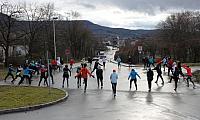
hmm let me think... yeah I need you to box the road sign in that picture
[138,46,142,52]
[65,48,70,55]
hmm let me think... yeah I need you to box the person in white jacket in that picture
[110,69,118,97]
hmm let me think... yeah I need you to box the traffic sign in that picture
[65,48,70,55]
[138,46,143,52]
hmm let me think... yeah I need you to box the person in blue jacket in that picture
[18,66,33,86]
[128,69,141,90]
[110,69,118,97]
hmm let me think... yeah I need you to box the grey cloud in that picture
[113,0,200,14]
[113,10,122,14]
[79,3,96,9]
[80,0,200,15]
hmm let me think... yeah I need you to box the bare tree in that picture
[20,3,53,58]
[157,11,200,62]
[0,2,23,66]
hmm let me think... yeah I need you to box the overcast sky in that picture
[1,0,200,29]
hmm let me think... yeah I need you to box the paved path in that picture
[1,49,200,120]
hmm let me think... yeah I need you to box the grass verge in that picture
[0,86,66,110]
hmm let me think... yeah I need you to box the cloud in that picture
[72,0,200,15]
[79,3,96,9]
[1,0,199,29]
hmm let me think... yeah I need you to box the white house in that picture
[0,45,28,62]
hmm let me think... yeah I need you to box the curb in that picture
[0,89,69,115]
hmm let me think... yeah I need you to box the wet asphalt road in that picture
[1,49,200,120]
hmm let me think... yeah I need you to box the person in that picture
[81,58,86,68]
[62,65,71,88]
[4,64,15,82]
[38,65,48,86]
[76,66,82,88]
[60,58,64,71]
[87,57,93,69]
[110,69,118,97]
[143,57,148,69]
[172,61,177,73]
[182,65,195,89]
[56,59,62,72]
[177,61,184,80]
[35,62,41,75]
[49,64,54,84]
[173,67,180,91]
[102,57,106,68]
[11,65,23,83]
[29,64,34,81]
[147,68,154,92]
[51,59,57,71]
[60,58,64,65]
[162,56,168,72]
[116,56,121,68]
[96,66,103,89]
[128,56,132,67]
[148,56,155,68]
[91,59,103,73]
[18,66,33,86]
[76,63,94,93]
[153,63,164,85]
[69,58,75,70]
[167,57,173,76]
[168,61,177,83]
[29,61,39,75]
[128,69,141,90]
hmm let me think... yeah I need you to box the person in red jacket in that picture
[51,59,57,71]
[76,63,94,93]
[69,58,75,70]
[182,64,195,89]
[167,57,173,76]
[38,65,48,86]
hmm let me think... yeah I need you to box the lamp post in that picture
[53,17,58,60]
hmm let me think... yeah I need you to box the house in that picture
[0,45,28,63]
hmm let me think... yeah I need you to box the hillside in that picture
[0,13,156,39]
[83,20,157,39]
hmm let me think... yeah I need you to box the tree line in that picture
[116,11,200,63]
[0,2,98,66]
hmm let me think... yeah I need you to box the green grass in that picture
[0,86,66,110]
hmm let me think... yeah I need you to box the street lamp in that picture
[53,17,58,60]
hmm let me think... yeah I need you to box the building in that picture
[0,45,28,63]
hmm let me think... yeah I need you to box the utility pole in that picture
[53,17,58,60]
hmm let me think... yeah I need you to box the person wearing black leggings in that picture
[96,66,103,89]
[153,63,164,85]
[62,65,71,88]
[38,65,48,86]
[147,68,154,92]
